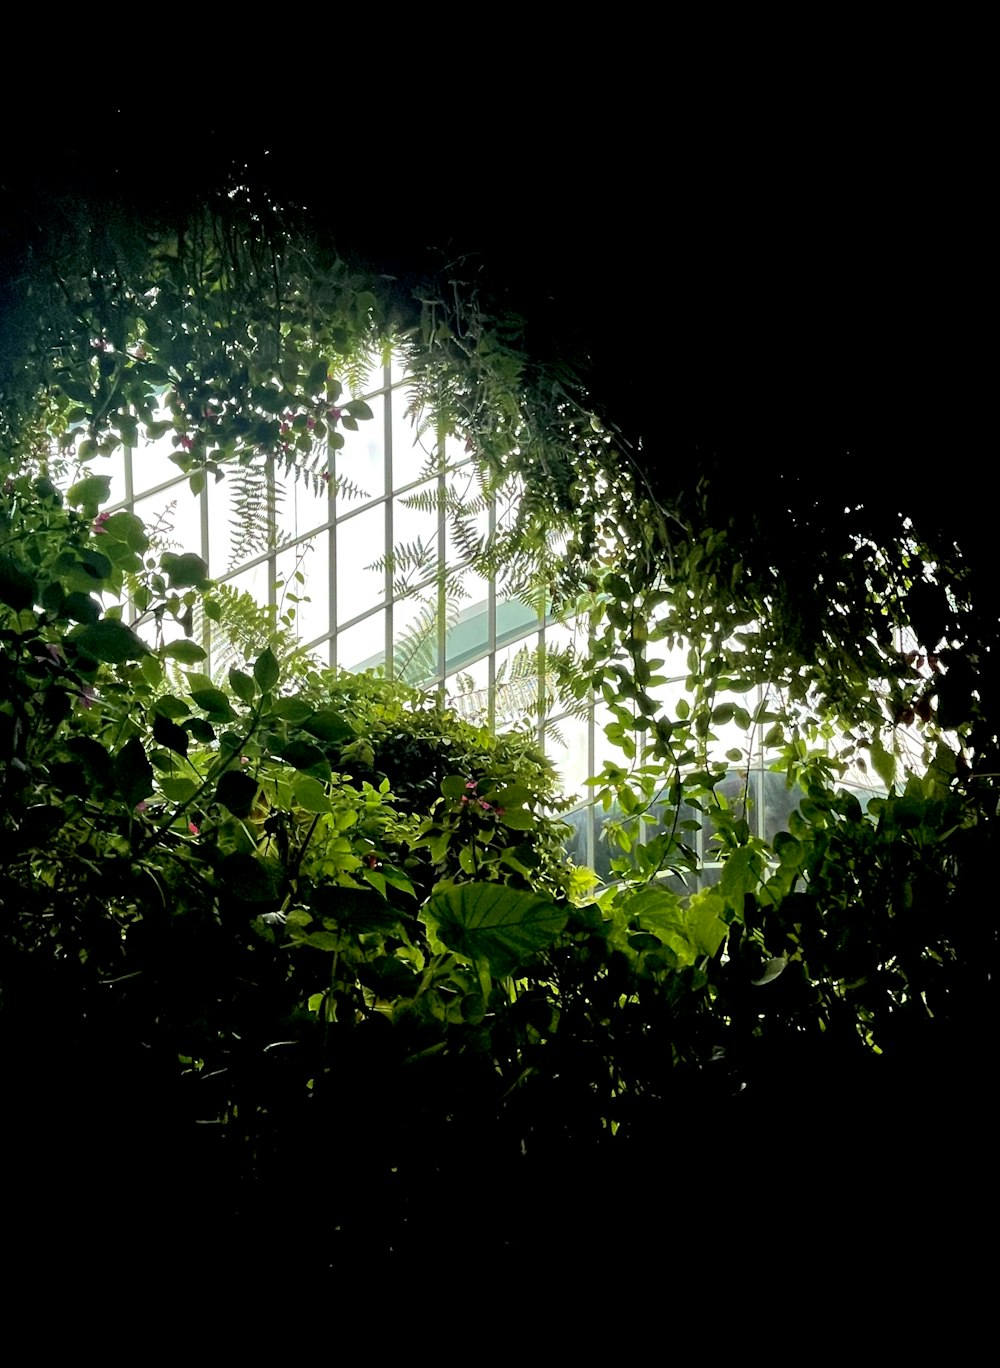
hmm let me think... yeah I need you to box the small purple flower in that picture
[93,511,110,534]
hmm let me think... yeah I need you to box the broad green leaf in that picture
[302,931,343,951]
[294,774,331,813]
[498,807,534,830]
[718,846,759,899]
[184,717,215,743]
[870,737,897,790]
[161,639,207,664]
[114,736,153,808]
[303,710,354,743]
[158,775,198,803]
[254,647,280,692]
[422,883,567,976]
[279,740,329,777]
[773,832,803,867]
[160,551,209,588]
[215,770,258,817]
[66,475,112,511]
[152,712,189,757]
[269,698,313,723]
[99,511,149,552]
[687,890,729,957]
[229,669,256,704]
[63,592,101,625]
[190,686,236,722]
[75,618,148,663]
[0,554,37,610]
[154,695,191,719]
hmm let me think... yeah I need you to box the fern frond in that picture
[227,464,275,565]
[368,537,436,581]
[197,582,315,683]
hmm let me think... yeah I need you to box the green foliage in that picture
[1,182,993,1264]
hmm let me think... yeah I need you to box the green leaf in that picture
[254,647,280,692]
[293,775,331,813]
[75,619,148,663]
[0,554,38,610]
[114,736,153,808]
[624,886,697,966]
[189,686,236,722]
[153,695,191,719]
[215,770,258,817]
[751,956,787,987]
[718,846,759,900]
[66,475,112,512]
[184,717,216,743]
[422,883,567,976]
[152,712,189,757]
[158,776,198,803]
[870,737,897,790]
[160,551,209,589]
[99,511,149,552]
[498,807,535,830]
[303,710,354,743]
[229,669,256,704]
[687,890,729,957]
[161,639,208,664]
[269,698,313,723]
[279,740,329,777]
[63,592,101,625]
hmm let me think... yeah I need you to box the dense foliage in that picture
[2,182,993,1278]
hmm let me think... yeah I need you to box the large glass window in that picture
[92,350,885,889]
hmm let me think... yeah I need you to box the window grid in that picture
[105,355,880,888]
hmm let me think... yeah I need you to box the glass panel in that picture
[336,418,383,505]
[544,709,591,799]
[337,614,386,673]
[392,480,439,560]
[134,490,199,559]
[444,583,491,672]
[392,402,436,486]
[392,588,441,685]
[444,655,492,726]
[337,506,385,625]
[276,541,329,647]
[132,431,188,497]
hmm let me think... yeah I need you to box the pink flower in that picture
[179,435,193,450]
[188,821,199,835]
[92,510,110,534]
[136,800,148,812]
[328,407,342,421]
